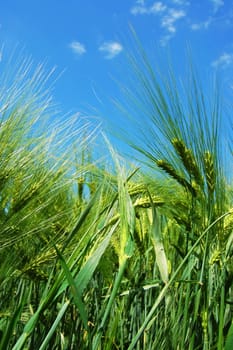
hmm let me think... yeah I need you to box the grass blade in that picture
[38,300,70,350]
[54,245,88,329]
[225,319,233,350]
[127,210,232,350]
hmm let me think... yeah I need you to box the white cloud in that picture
[210,0,224,13]
[190,17,212,30]
[131,2,186,34]
[161,9,186,33]
[69,41,86,56]
[151,2,167,13]
[171,0,189,4]
[160,34,173,46]
[131,1,167,15]
[99,41,123,59]
[131,5,148,15]
[130,1,187,45]
[212,52,233,68]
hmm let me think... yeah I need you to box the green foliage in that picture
[0,47,232,350]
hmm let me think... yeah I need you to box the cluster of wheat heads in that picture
[0,49,232,350]
[117,40,233,349]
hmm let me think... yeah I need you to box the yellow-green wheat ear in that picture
[172,138,204,188]
[156,159,197,196]
[203,151,215,194]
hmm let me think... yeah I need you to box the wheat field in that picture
[0,48,232,350]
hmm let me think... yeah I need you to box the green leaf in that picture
[74,221,118,295]
[0,304,24,350]
[54,245,88,329]
[225,320,233,350]
[38,300,70,350]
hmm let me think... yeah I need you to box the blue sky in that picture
[0,0,233,145]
